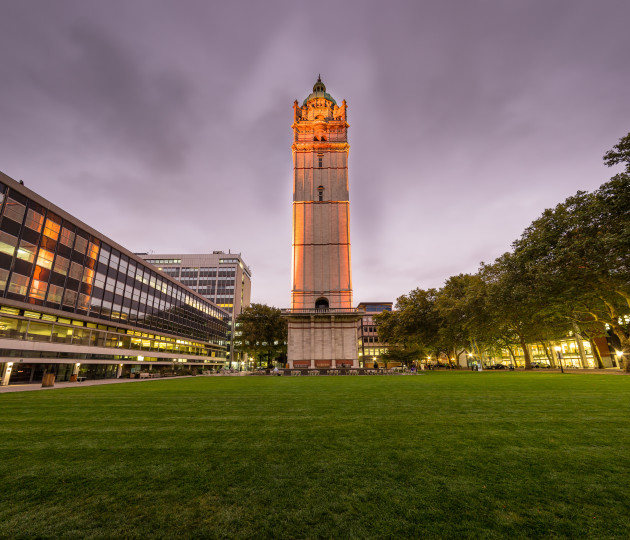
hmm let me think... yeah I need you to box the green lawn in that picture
[1,373,629,539]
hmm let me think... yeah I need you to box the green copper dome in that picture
[302,75,337,106]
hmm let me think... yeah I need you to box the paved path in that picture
[0,376,194,394]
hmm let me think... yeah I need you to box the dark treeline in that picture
[376,133,630,372]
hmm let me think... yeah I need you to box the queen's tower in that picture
[284,77,362,369]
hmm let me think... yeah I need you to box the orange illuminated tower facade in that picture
[284,77,362,369]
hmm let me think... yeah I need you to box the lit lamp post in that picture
[554,345,564,374]
[615,350,624,370]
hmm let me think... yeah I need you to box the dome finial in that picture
[313,75,326,93]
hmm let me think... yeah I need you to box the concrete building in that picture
[0,171,230,386]
[283,77,363,368]
[357,302,392,368]
[137,252,251,367]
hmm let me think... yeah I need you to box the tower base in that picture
[282,309,363,369]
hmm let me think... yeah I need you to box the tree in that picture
[480,252,571,370]
[235,304,287,368]
[603,132,630,172]
[434,273,486,366]
[510,133,630,370]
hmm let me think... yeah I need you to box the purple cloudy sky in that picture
[1,1,629,307]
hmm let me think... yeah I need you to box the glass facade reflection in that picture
[0,172,230,383]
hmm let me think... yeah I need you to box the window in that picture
[0,231,18,257]
[24,209,44,232]
[53,256,70,276]
[8,273,30,295]
[47,284,64,304]
[36,248,55,270]
[62,289,78,308]
[74,235,88,255]
[0,268,9,291]
[87,241,99,260]
[317,185,324,202]
[69,262,83,281]
[60,227,75,248]
[318,154,323,168]
[29,279,48,300]
[43,218,61,240]
[16,239,37,263]
[3,198,26,223]
[82,267,95,284]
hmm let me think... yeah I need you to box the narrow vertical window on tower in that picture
[317,186,324,202]
[318,154,323,168]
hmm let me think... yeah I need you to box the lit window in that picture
[0,231,18,257]
[82,267,95,284]
[43,218,61,240]
[87,241,99,260]
[36,248,55,270]
[16,240,37,263]
[29,279,48,300]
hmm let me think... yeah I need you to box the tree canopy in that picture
[234,303,287,367]
[376,132,630,371]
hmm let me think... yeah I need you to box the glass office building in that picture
[0,171,229,385]
[138,252,251,367]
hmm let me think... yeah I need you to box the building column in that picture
[331,316,337,368]
[1,362,14,386]
[575,337,589,368]
[116,364,123,378]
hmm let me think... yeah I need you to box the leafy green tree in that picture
[480,252,571,370]
[603,132,630,172]
[511,156,630,370]
[235,304,287,368]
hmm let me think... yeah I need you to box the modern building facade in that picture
[283,77,363,368]
[0,171,230,385]
[137,252,251,366]
[357,302,392,368]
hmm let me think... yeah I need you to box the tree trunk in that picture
[540,341,555,367]
[520,337,533,370]
[589,339,605,369]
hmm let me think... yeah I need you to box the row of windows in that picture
[0,182,229,345]
[0,312,224,358]
[144,258,181,264]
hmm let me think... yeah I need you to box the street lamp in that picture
[554,345,564,374]
[615,350,624,369]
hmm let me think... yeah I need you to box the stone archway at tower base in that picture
[282,308,364,369]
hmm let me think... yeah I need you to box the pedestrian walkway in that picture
[0,376,195,394]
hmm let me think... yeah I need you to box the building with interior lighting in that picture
[357,302,392,368]
[0,171,229,386]
[137,252,251,367]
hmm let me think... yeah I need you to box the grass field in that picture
[1,372,629,539]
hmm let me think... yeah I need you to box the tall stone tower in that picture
[284,77,362,369]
